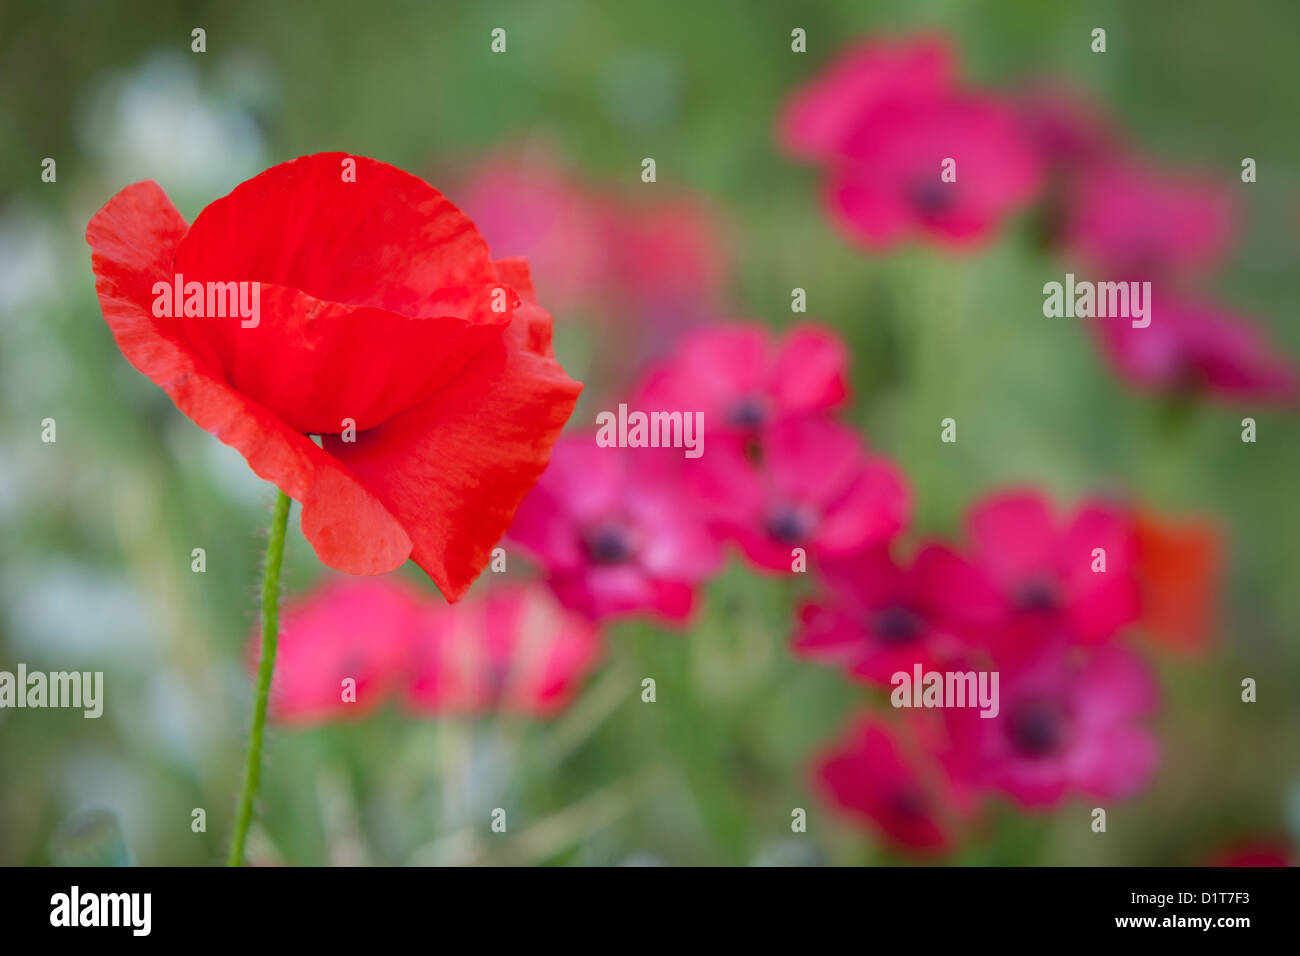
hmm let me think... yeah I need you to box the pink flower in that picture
[603,199,730,330]
[815,716,969,853]
[1093,294,1299,404]
[456,147,729,367]
[792,543,999,685]
[945,646,1160,807]
[255,577,424,725]
[405,583,602,717]
[964,489,1141,663]
[827,95,1044,248]
[507,435,724,623]
[454,150,609,317]
[634,322,849,449]
[692,417,910,573]
[1015,84,1117,175]
[1203,840,1293,867]
[1066,159,1236,277]
[781,34,1041,248]
[779,34,956,161]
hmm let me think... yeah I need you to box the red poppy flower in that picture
[1133,509,1222,654]
[87,153,582,600]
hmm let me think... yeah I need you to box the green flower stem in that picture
[227,489,291,867]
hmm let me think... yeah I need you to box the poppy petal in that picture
[87,180,413,574]
[323,258,582,601]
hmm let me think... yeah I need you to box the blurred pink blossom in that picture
[1066,159,1237,277]
[963,489,1141,664]
[944,645,1160,807]
[827,95,1043,248]
[1015,84,1117,175]
[778,34,956,161]
[792,543,997,685]
[257,577,424,725]
[507,435,724,623]
[780,34,1042,249]
[634,321,849,450]
[1092,294,1299,404]
[815,716,971,853]
[454,152,608,317]
[405,583,602,717]
[690,416,910,573]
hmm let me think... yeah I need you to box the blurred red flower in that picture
[1092,294,1299,404]
[815,716,970,853]
[1204,840,1293,867]
[792,543,998,685]
[87,153,581,601]
[963,489,1141,663]
[406,583,602,717]
[257,577,424,725]
[634,321,849,450]
[507,435,723,623]
[944,645,1160,807]
[1133,509,1223,654]
[691,417,910,573]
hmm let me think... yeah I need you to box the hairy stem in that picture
[227,489,291,866]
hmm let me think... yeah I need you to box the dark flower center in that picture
[765,505,815,544]
[1014,578,1061,612]
[910,178,956,218]
[890,784,930,820]
[726,395,768,430]
[580,522,638,565]
[1008,698,1068,757]
[873,604,923,644]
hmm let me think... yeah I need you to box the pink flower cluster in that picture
[251,577,601,723]
[497,309,1218,854]
[509,321,909,619]
[781,34,1298,405]
[804,489,1174,853]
